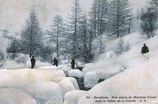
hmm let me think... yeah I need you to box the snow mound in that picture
[64,90,87,104]
[82,52,122,79]
[84,72,98,88]
[77,34,158,104]
[31,81,63,104]
[59,77,79,96]
[78,56,158,104]
[69,69,84,78]
[64,33,158,104]
[0,69,67,103]
[106,51,116,58]
[82,33,145,79]
[0,88,36,104]
[38,66,58,70]
[3,60,24,69]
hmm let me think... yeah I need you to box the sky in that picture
[0,0,148,33]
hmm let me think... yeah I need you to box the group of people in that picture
[30,56,76,69]
[30,44,149,69]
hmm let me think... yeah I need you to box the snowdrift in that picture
[78,55,158,104]
[64,32,158,104]
[0,88,36,104]
[0,67,79,104]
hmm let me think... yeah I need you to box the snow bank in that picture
[68,77,80,90]
[77,34,158,104]
[3,60,25,69]
[38,66,58,70]
[69,69,84,78]
[2,58,52,70]
[0,88,36,104]
[64,90,87,104]
[82,33,146,79]
[64,33,158,104]
[35,82,63,104]
[39,65,72,77]
[78,55,158,104]
[0,68,67,104]
[59,77,79,96]
[83,56,122,79]
[84,72,98,88]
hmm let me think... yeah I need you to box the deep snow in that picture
[64,32,158,104]
[0,66,79,104]
[1,32,158,104]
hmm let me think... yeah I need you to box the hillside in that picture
[64,32,158,104]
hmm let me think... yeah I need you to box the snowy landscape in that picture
[0,0,158,104]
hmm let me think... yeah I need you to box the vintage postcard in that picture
[0,0,157,104]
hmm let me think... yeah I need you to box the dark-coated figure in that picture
[52,58,58,67]
[31,56,36,69]
[141,44,149,54]
[71,59,75,69]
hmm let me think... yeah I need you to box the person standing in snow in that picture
[52,58,58,67]
[31,56,36,69]
[71,59,75,69]
[141,44,149,54]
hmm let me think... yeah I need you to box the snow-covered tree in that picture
[115,37,124,54]
[79,15,93,62]
[47,15,65,57]
[115,37,129,55]
[140,4,158,38]
[66,0,83,59]
[87,25,94,56]
[107,0,132,37]
[90,0,108,36]
[40,46,52,61]
[7,39,21,54]
[89,0,109,54]
[20,9,43,57]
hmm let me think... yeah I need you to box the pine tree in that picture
[88,25,94,59]
[108,0,132,37]
[66,0,83,59]
[7,39,21,54]
[47,15,65,57]
[90,0,97,37]
[89,0,109,54]
[116,37,124,54]
[20,9,43,57]
[90,0,109,37]
[78,15,92,62]
[127,14,133,34]
[140,3,158,38]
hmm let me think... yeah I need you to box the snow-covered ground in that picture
[84,72,98,88]
[69,69,84,78]
[0,66,79,104]
[1,32,158,104]
[0,88,36,104]
[83,33,146,80]
[64,32,158,104]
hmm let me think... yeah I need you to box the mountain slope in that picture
[64,32,158,104]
